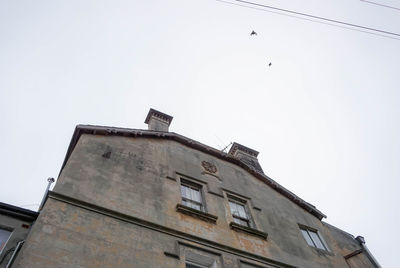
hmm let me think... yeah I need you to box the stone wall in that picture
[15,134,375,267]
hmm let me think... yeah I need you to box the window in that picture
[0,228,12,253]
[180,180,204,211]
[300,227,328,251]
[186,262,208,268]
[228,197,251,227]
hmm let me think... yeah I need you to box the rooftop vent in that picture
[144,108,173,132]
[228,142,264,173]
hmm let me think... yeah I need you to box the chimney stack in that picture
[145,108,173,132]
[228,142,264,173]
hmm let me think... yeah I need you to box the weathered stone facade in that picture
[14,109,379,267]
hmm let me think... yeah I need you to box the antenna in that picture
[221,142,233,153]
[213,134,226,150]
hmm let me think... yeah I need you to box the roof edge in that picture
[0,202,39,222]
[58,124,326,220]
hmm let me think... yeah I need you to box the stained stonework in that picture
[13,121,379,268]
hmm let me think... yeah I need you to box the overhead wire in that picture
[234,0,400,37]
[360,0,400,11]
[215,0,400,40]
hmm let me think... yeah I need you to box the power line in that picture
[216,0,400,40]
[234,0,400,37]
[360,0,400,11]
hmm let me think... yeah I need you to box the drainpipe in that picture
[355,236,381,268]
[5,240,24,268]
[38,177,55,211]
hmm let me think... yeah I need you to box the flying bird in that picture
[250,30,257,36]
[268,62,272,67]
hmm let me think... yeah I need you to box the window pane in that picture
[229,201,238,216]
[233,216,249,227]
[0,229,12,252]
[237,204,247,219]
[184,200,201,211]
[238,218,249,227]
[191,188,201,202]
[187,186,194,200]
[301,229,314,247]
[309,231,326,250]
[233,217,241,224]
[191,203,201,211]
[181,185,188,198]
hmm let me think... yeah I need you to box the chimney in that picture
[228,142,264,173]
[144,108,173,132]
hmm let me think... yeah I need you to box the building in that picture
[13,109,380,267]
[0,202,38,268]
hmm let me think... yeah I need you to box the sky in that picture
[0,0,399,266]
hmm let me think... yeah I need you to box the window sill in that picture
[229,222,268,240]
[310,247,333,256]
[176,204,218,224]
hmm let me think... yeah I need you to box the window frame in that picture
[0,227,13,254]
[185,261,209,268]
[299,225,329,252]
[227,195,253,228]
[180,179,205,212]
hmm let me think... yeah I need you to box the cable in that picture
[233,0,400,37]
[360,0,400,11]
[216,0,400,40]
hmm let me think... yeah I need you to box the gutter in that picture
[0,203,38,222]
[355,236,381,268]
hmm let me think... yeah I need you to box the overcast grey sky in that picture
[1,0,399,266]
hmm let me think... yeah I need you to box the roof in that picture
[59,124,327,220]
[0,202,39,222]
